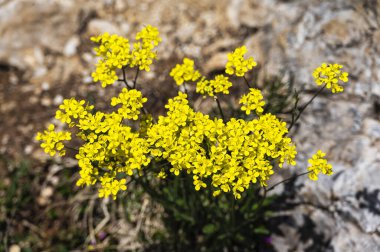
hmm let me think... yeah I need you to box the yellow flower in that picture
[239,88,265,115]
[91,33,131,87]
[99,177,128,200]
[307,150,333,181]
[55,98,93,126]
[135,25,162,47]
[170,58,201,85]
[312,63,349,93]
[225,46,257,77]
[111,88,148,120]
[130,42,157,72]
[130,25,162,71]
[91,25,162,87]
[37,26,308,200]
[147,91,297,196]
[35,124,71,156]
[196,75,232,97]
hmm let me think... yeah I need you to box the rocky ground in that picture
[1,0,380,251]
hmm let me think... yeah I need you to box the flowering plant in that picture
[36,25,349,250]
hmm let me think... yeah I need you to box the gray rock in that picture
[87,19,121,35]
[63,36,81,57]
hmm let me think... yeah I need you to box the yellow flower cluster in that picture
[130,25,161,71]
[196,75,233,97]
[55,98,94,126]
[91,25,162,87]
[307,150,333,181]
[91,33,131,87]
[36,27,345,200]
[225,46,257,77]
[312,63,349,93]
[135,25,162,47]
[37,89,150,199]
[239,88,265,115]
[147,92,297,199]
[99,177,127,200]
[170,58,201,85]
[75,114,151,197]
[35,124,71,156]
[111,88,147,120]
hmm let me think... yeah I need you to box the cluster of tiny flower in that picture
[225,46,257,77]
[91,25,161,87]
[170,57,233,98]
[36,25,349,200]
[111,88,148,120]
[312,63,349,93]
[147,92,297,199]
[35,124,71,156]
[169,58,202,85]
[196,75,233,98]
[38,88,151,199]
[307,150,333,181]
[239,88,266,115]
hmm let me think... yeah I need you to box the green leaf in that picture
[173,211,195,224]
[254,226,270,235]
[202,224,216,234]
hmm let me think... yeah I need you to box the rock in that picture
[226,0,243,29]
[41,96,52,107]
[0,0,79,68]
[239,1,273,28]
[363,118,380,140]
[63,36,80,57]
[175,23,197,43]
[331,223,380,251]
[41,186,54,198]
[204,52,228,74]
[87,19,120,35]
[9,245,21,252]
[41,82,50,91]
[202,38,238,56]
[24,145,33,155]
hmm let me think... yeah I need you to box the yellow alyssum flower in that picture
[196,75,232,97]
[170,58,201,85]
[307,150,333,181]
[55,98,94,126]
[312,63,349,93]
[111,88,148,120]
[130,25,162,71]
[135,25,162,47]
[98,177,127,200]
[130,42,157,72]
[35,124,71,156]
[147,92,297,199]
[91,33,132,87]
[74,114,151,198]
[225,46,257,77]
[239,88,265,115]
[37,26,308,200]
[91,25,162,87]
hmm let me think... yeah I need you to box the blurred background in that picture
[0,0,379,251]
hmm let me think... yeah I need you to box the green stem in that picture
[215,97,225,122]
[266,171,312,193]
[133,68,140,89]
[65,146,79,152]
[233,170,312,233]
[120,67,132,89]
[288,84,327,132]
[243,75,252,89]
